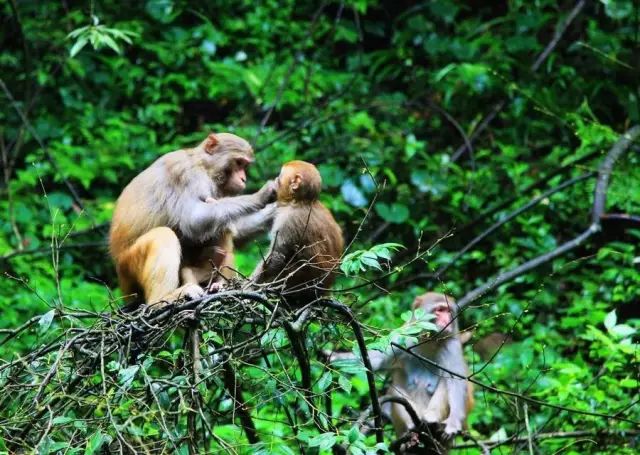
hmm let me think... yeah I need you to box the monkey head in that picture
[413,292,458,335]
[276,160,322,203]
[199,133,255,195]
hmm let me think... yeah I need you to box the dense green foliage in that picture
[1,0,639,453]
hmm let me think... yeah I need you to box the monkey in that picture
[328,292,473,453]
[460,331,513,361]
[180,195,276,292]
[109,132,276,306]
[250,160,344,304]
[179,196,233,291]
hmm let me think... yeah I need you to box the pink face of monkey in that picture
[413,293,457,334]
[200,133,256,196]
[432,302,454,333]
[223,155,252,194]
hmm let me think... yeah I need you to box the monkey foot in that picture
[154,284,204,305]
[207,282,223,293]
[443,417,463,439]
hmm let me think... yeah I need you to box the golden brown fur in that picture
[251,161,344,303]
[109,133,275,306]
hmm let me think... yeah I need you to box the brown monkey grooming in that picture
[109,133,276,306]
[330,292,473,453]
[250,160,344,303]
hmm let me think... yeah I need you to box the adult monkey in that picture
[109,133,276,306]
[329,292,473,453]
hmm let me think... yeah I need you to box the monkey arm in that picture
[232,203,277,244]
[367,350,392,371]
[181,184,274,240]
[250,249,288,283]
[327,348,392,371]
[439,338,468,435]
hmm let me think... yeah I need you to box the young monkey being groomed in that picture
[250,160,344,305]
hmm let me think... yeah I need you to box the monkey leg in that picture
[181,243,230,293]
[388,393,417,437]
[119,227,203,306]
[217,232,236,280]
[422,380,449,423]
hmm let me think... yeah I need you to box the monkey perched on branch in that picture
[330,292,473,454]
[109,133,276,306]
[251,160,344,304]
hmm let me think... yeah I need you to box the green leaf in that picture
[100,34,122,54]
[118,365,140,389]
[70,36,89,57]
[360,254,382,270]
[317,372,332,392]
[375,203,409,223]
[338,374,352,393]
[604,310,617,330]
[611,324,635,338]
[619,377,638,389]
[38,310,55,334]
[308,432,337,450]
[52,416,74,425]
[84,432,112,455]
[348,426,361,444]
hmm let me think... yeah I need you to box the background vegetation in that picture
[1,0,639,453]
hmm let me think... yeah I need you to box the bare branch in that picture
[457,126,640,310]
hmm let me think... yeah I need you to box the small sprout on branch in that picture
[67,16,138,57]
[340,242,404,275]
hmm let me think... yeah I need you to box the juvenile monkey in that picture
[109,133,276,306]
[329,293,473,452]
[250,160,344,304]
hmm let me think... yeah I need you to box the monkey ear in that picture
[412,296,424,309]
[459,330,473,345]
[204,134,219,154]
[290,174,302,191]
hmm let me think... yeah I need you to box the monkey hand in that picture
[257,179,277,204]
[207,281,223,293]
[442,416,463,439]
[212,246,227,266]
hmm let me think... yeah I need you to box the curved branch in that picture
[223,360,260,444]
[457,126,640,310]
[391,342,639,425]
[592,126,640,222]
[379,395,421,429]
[283,319,326,432]
[436,172,595,278]
[319,299,384,444]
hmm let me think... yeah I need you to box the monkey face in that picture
[275,167,294,201]
[201,132,255,196]
[433,303,454,333]
[223,155,252,194]
[413,293,457,335]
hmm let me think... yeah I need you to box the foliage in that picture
[1,0,639,453]
[341,242,404,275]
